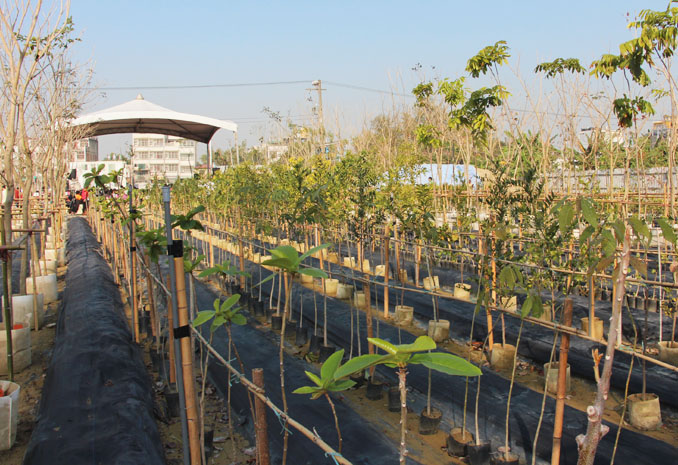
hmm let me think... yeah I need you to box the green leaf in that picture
[254,274,276,287]
[629,216,651,245]
[581,198,598,226]
[305,371,323,387]
[192,310,215,327]
[333,354,384,380]
[520,295,534,319]
[262,257,293,269]
[367,337,399,355]
[658,217,677,245]
[299,243,332,262]
[498,265,516,288]
[612,220,626,243]
[328,379,356,391]
[321,349,344,381]
[629,256,648,278]
[231,313,247,325]
[221,294,241,311]
[299,267,328,279]
[271,245,298,262]
[579,225,595,245]
[418,352,482,377]
[293,386,319,395]
[594,256,615,274]
[395,335,437,353]
[558,204,575,234]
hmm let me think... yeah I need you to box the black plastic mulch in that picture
[23,217,164,465]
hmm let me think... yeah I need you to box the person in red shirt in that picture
[81,188,89,212]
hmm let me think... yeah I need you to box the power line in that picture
[324,80,414,98]
[92,80,309,91]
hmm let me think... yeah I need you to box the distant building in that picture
[650,117,676,143]
[70,137,99,162]
[131,133,197,187]
[258,143,288,163]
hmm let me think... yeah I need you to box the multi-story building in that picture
[131,133,197,187]
[70,137,99,162]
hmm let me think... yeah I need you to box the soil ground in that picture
[0,265,64,465]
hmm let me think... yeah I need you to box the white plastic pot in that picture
[31,259,57,275]
[395,305,414,325]
[454,283,472,300]
[428,319,450,342]
[423,276,440,291]
[324,278,339,296]
[374,265,386,277]
[354,291,366,308]
[0,325,31,375]
[10,294,45,329]
[0,380,20,451]
[343,257,356,268]
[336,284,353,300]
[44,248,66,267]
[26,273,58,304]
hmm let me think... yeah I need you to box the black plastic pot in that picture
[468,441,491,465]
[309,334,324,353]
[140,312,151,336]
[350,373,365,389]
[165,387,180,418]
[318,345,336,363]
[149,351,162,372]
[365,380,384,400]
[419,407,442,435]
[204,429,214,460]
[388,386,400,412]
[254,299,265,316]
[447,427,473,457]
[601,289,610,301]
[295,326,309,346]
[271,315,283,330]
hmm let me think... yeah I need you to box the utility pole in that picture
[308,80,326,154]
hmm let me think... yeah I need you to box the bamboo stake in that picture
[252,368,271,465]
[552,298,573,465]
[174,256,201,465]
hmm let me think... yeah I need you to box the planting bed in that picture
[22,217,164,465]
[178,229,678,465]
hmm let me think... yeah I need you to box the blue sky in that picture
[70,0,668,157]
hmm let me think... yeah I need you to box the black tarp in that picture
[23,217,164,465]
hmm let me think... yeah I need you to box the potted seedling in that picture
[259,243,330,465]
[334,335,481,465]
[293,348,376,453]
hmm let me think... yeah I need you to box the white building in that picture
[131,133,197,187]
[70,137,99,162]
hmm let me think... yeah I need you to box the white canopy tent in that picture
[69,94,238,171]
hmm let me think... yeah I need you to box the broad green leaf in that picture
[612,220,626,243]
[305,371,322,387]
[293,386,318,395]
[629,256,648,278]
[581,198,598,227]
[231,313,247,326]
[594,256,615,274]
[262,257,293,269]
[579,225,595,245]
[394,335,437,353]
[299,268,328,279]
[367,337,398,355]
[211,315,226,332]
[418,352,482,377]
[558,204,575,234]
[221,294,241,311]
[321,349,344,381]
[199,266,220,278]
[299,243,332,262]
[333,354,384,380]
[520,295,534,319]
[498,265,516,288]
[328,379,356,391]
[658,218,677,245]
[192,310,215,327]
[629,216,651,245]
[271,245,298,261]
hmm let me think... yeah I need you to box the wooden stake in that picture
[552,298,573,465]
[252,368,271,465]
